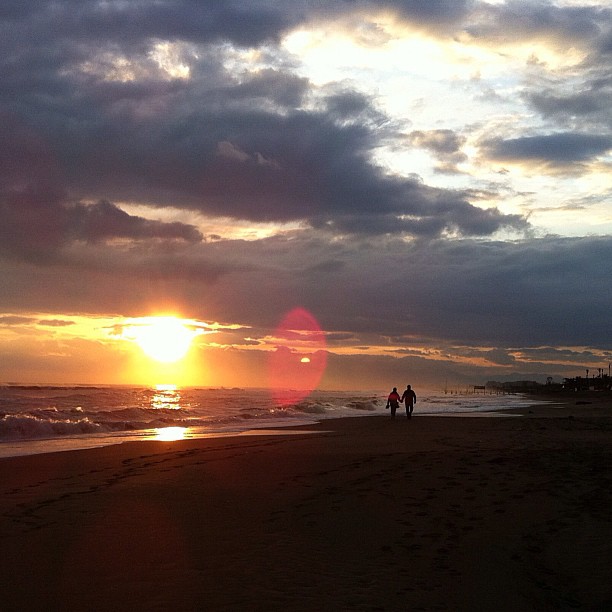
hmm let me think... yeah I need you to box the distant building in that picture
[486,380,542,393]
[563,373,611,391]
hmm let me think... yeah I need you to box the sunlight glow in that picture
[118,203,306,241]
[149,41,191,80]
[154,426,187,441]
[77,53,142,82]
[123,317,203,363]
[74,40,192,83]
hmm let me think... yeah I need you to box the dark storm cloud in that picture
[2,96,524,245]
[0,224,610,366]
[0,0,530,255]
[0,1,291,48]
[206,233,611,350]
[526,90,609,125]
[323,87,383,123]
[523,33,612,131]
[231,69,310,108]
[312,194,526,237]
[390,235,612,348]
[0,108,203,261]
[0,192,203,263]
[0,0,473,60]
[483,133,612,165]
[325,0,473,28]
[482,349,516,366]
[387,0,472,22]
[68,200,203,243]
[0,180,203,263]
[519,347,611,364]
[466,1,611,45]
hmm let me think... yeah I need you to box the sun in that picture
[124,316,201,363]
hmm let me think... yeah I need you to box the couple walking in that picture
[386,385,416,419]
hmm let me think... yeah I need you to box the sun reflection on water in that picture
[150,385,189,441]
[154,426,188,441]
[151,384,181,410]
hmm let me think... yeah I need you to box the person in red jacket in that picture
[386,387,401,419]
[401,384,417,419]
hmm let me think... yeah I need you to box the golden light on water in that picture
[156,383,177,391]
[151,383,181,410]
[150,386,188,440]
[154,426,187,441]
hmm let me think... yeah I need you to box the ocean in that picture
[0,385,538,458]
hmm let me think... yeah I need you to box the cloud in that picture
[518,346,612,365]
[0,189,203,263]
[523,53,612,133]
[0,2,293,50]
[37,319,76,327]
[1,231,610,352]
[407,129,467,174]
[0,107,204,262]
[462,2,612,139]
[464,1,611,47]
[0,315,35,326]
[525,90,610,127]
[230,68,310,108]
[144,72,526,239]
[481,132,612,172]
[386,0,472,23]
[0,2,528,246]
[1,0,611,386]
[68,200,203,243]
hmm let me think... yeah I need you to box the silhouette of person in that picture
[401,384,417,418]
[386,387,401,419]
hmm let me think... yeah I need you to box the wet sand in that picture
[1,394,611,611]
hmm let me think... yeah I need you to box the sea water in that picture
[0,385,537,458]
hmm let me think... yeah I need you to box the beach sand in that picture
[1,395,611,611]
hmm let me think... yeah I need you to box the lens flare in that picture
[267,307,327,406]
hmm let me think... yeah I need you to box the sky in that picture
[1,0,611,391]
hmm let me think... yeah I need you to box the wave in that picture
[0,413,106,440]
[0,413,202,441]
[292,402,329,414]
[0,387,537,449]
[0,384,111,391]
[345,400,379,411]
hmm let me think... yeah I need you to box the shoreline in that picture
[0,391,552,460]
[1,396,611,610]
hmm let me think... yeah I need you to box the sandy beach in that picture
[1,394,611,611]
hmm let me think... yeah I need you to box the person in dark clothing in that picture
[401,384,417,418]
[386,387,401,419]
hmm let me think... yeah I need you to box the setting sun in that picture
[123,316,202,363]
